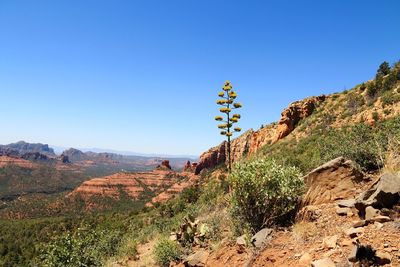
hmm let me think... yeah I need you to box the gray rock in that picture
[370,215,391,223]
[344,227,364,238]
[236,235,246,246]
[336,207,351,216]
[184,250,209,267]
[311,258,336,267]
[336,199,356,208]
[323,235,338,249]
[375,250,391,265]
[365,206,380,220]
[251,228,273,249]
[353,220,368,228]
[355,173,400,215]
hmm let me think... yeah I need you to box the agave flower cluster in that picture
[215,80,242,137]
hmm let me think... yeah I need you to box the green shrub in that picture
[229,159,303,233]
[153,238,182,267]
[39,226,122,267]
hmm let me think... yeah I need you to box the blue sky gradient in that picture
[1,0,399,155]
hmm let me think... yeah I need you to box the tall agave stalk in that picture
[215,80,242,172]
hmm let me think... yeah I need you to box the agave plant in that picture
[215,80,242,171]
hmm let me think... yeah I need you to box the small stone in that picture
[353,220,368,228]
[185,250,209,267]
[374,221,384,229]
[348,245,358,262]
[311,258,336,267]
[323,235,338,249]
[236,235,246,246]
[336,199,356,208]
[336,207,351,216]
[375,251,391,265]
[344,227,364,238]
[365,206,380,220]
[299,252,312,266]
[341,239,354,247]
[251,228,273,249]
[384,243,389,248]
[370,215,391,223]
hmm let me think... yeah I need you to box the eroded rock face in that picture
[195,142,227,174]
[274,95,326,142]
[302,157,367,206]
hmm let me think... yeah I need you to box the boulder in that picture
[302,157,366,206]
[355,173,400,215]
[184,250,209,267]
[251,228,273,249]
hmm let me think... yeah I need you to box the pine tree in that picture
[215,80,242,171]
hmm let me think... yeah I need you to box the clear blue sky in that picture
[1,1,399,156]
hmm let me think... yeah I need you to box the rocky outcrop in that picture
[195,96,325,174]
[156,160,172,170]
[195,142,227,174]
[61,148,87,162]
[20,152,51,161]
[355,173,400,216]
[302,157,368,206]
[0,141,56,157]
[274,95,326,141]
[184,161,198,172]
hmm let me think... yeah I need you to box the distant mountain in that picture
[52,145,198,159]
[0,141,55,157]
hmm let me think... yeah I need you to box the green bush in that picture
[39,226,122,267]
[229,159,303,233]
[153,238,182,267]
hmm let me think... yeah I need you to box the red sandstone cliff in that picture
[195,95,326,174]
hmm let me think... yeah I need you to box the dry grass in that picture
[291,221,319,243]
[381,137,400,175]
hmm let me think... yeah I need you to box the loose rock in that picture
[251,228,273,249]
[299,252,312,266]
[311,258,336,267]
[375,250,392,265]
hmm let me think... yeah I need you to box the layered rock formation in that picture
[0,156,36,168]
[195,96,326,174]
[70,169,190,200]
